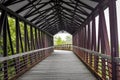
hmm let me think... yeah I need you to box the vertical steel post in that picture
[3,10,8,80]
[35,28,38,60]
[24,23,27,52]
[30,26,33,63]
[99,7,111,79]
[0,10,5,35]
[24,22,27,66]
[37,29,40,57]
[38,30,41,49]
[27,26,30,51]
[88,22,92,66]
[87,23,90,65]
[109,0,119,80]
[84,27,87,62]
[16,17,20,73]
[99,10,106,79]
[92,17,97,71]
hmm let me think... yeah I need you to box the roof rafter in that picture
[34,11,57,25]
[3,0,26,6]
[40,19,59,30]
[15,0,37,13]
[61,5,86,20]
[30,5,56,22]
[38,16,58,28]
[24,0,52,18]
[61,0,89,16]
[74,0,94,10]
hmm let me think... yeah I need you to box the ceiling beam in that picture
[38,17,58,28]
[24,0,52,18]
[61,5,86,20]
[30,5,56,22]
[3,0,26,6]
[74,0,94,10]
[15,0,37,13]
[34,11,57,25]
[61,0,89,16]
[40,19,59,30]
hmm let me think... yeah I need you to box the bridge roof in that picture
[0,0,102,35]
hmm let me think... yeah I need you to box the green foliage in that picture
[65,36,72,44]
[54,36,65,45]
[19,21,24,52]
[8,16,16,55]
[0,34,3,56]
[0,16,16,56]
[54,35,72,45]
[0,16,26,56]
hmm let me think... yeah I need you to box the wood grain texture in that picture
[17,50,97,80]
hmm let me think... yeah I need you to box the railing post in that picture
[30,26,33,64]
[92,17,97,72]
[109,0,119,80]
[3,10,8,80]
[87,22,90,64]
[24,22,27,67]
[15,17,20,73]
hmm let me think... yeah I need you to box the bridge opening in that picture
[54,30,72,45]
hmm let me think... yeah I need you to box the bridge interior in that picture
[17,50,97,80]
[0,0,120,80]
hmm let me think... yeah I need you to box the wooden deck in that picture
[17,50,97,80]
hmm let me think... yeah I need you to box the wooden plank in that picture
[17,50,97,80]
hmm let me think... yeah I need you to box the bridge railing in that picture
[1,44,120,80]
[0,47,54,80]
[73,46,120,80]
[54,44,72,50]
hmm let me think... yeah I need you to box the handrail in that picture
[73,46,111,60]
[54,44,120,63]
[0,44,120,80]
[73,45,120,80]
[54,44,72,50]
[0,46,54,80]
[73,46,120,63]
[0,46,54,62]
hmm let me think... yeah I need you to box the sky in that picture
[117,0,120,42]
[54,31,72,40]
[54,0,120,43]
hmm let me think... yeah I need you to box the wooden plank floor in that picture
[17,50,97,80]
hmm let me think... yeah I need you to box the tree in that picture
[65,36,72,44]
[54,35,72,45]
[54,36,66,45]
[0,16,25,56]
